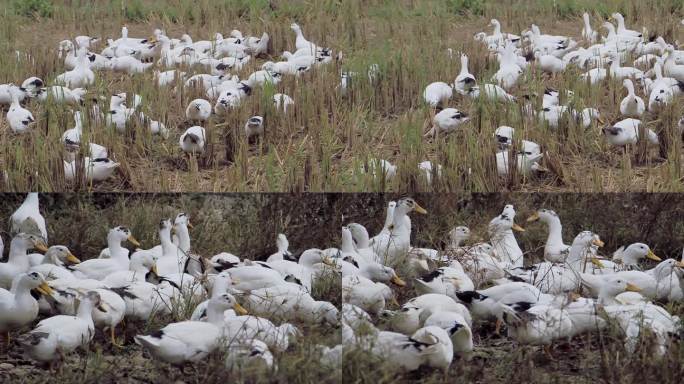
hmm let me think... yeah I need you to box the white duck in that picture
[28,246,80,281]
[453,53,477,95]
[134,294,235,365]
[488,208,525,268]
[422,82,453,107]
[71,227,139,280]
[179,126,206,154]
[619,79,645,117]
[1,272,53,338]
[0,233,48,289]
[55,48,94,88]
[425,108,470,138]
[526,209,569,263]
[19,291,104,363]
[369,326,453,372]
[185,98,212,122]
[602,118,658,147]
[370,198,427,263]
[11,193,47,240]
[6,87,35,133]
[581,13,598,43]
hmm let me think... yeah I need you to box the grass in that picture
[0,0,683,192]
[0,193,341,383]
[1,193,684,382]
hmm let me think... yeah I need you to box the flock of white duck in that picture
[0,23,336,183]
[365,12,684,180]
[1,193,341,370]
[341,199,684,373]
[1,194,684,373]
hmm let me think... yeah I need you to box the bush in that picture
[13,0,53,18]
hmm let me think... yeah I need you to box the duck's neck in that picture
[354,228,370,248]
[159,227,174,255]
[460,55,469,76]
[76,300,95,321]
[625,82,635,97]
[107,234,126,261]
[654,62,663,79]
[41,251,61,266]
[206,302,226,325]
[174,224,190,253]
[492,23,501,36]
[341,230,356,253]
[544,218,564,247]
[650,261,672,280]
[14,280,36,306]
[597,291,618,306]
[566,244,591,269]
[621,251,641,266]
[583,14,592,32]
[8,239,31,269]
[382,205,395,230]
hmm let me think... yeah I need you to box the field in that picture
[2,193,683,382]
[1,0,684,192]
[0,194,342,383]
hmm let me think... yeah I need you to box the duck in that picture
[185,99,212,122]
[602,118,659,147]
[581,12,598,43]
[493,43,523,89]
[404,293,472,328]
[134,294,235,365]
[55,48,94,88]
[370,198,427,263]
[342,275,395,316]
[62,111,85,149]
[423,311,473,357]
[470,83,516,102]
[1,272,53,339]
[273,93,294,112]
[414,267,474,300]
[71,227,139,280]
[368,326,453,372]
[526,209,570,263]
[37,86,87,106]
[534,50,566,74]
[102,250,158,287]
[453,53,477,95]
[256,248,333,292]
[592,243,661,273]
[607,52,644,81]
[502,302,573,348]
[423,82,453,107]
[487,208,525,268]
[224,339,274,371]
[0,233,48,289]
[154,219,188,276]
[109,281,176,321]
[11,193,47,241]
[581,258,684,300]
[222,315,298,354]
[90,288,126,346]
[179,126,206,154]
[6,87,35,133]
[242,284,339,325]
[347,223,382,264]
[509,231,605,294]
[611,13,643,40]
[425,108,469,138]
[109,56,153,74]
[189,280,247,322]
[64,157,120,183]
[244,115,264,141]
[215,265,287,291]
[496,144,544,177]
[265,234,295,262]
[19,291,104,363]
[28,246,80,281]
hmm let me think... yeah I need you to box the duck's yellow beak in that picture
[36,282,54,296]
[625,283,642,292]
[646,250,661,262]
[127,235,141,247]
[97,303,109,313]
[151,264,159,275]
[526,212,540,222]
[391,274,406,287]
[512,223,525,232]
[590,257,605,268]
[187,221,194,229]
[676,260,684,268]
[390,297,400,307]
[233,303,248,316]
[34,241,49,253]
[414,203,428,215]
[592,239,605,248]
[66,252,81,264]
